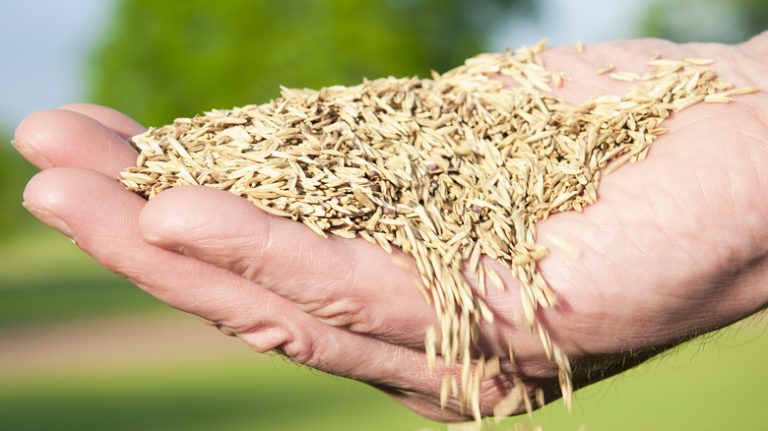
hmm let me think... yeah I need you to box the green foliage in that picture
[0,137,36,237]
[641,0,768,43]
[89,0,532,127]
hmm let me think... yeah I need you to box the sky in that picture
[0,0,649,134]
[492,0,646,50]
[0,0,115,133]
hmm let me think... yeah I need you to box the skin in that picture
[12,34,768,421]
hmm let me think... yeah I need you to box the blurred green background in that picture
[0,0,766,430]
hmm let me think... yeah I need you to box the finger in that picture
[58,103,146,139]
[139,185,437,347]
[137,187,568,362]
[12,109,138,177]
[23,168,264,322]
[21,167,496,413]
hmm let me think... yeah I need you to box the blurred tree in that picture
[0,137,36,236]
[89,0,533,126]
[641,0,767,44]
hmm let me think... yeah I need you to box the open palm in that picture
[14,35,768,421]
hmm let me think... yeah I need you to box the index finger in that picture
[59,103,146,139]
[13,108,139,177]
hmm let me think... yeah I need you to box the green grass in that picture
[0,322,765,431]
[0,228,165,328]
[0,278,166,328]
[0,356,437,431]
[0,228,121,282]
[530,321,768,430]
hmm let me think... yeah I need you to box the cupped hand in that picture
[13,34,768,421]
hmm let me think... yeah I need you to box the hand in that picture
[13,34,768,421]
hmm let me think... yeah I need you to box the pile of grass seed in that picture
[121,41,756,422]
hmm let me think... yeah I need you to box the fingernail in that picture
[11,138,54,169]
[22,201,75,239]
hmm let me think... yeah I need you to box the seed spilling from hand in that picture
[121,41,757,422]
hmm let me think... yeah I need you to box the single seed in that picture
[597,64,614,75]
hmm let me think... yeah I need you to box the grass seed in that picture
[120,41,756,424]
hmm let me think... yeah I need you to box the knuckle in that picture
[234,253,263,281]
[236,322,320,368]
[305,297,377,333]
[279,329,320,366]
